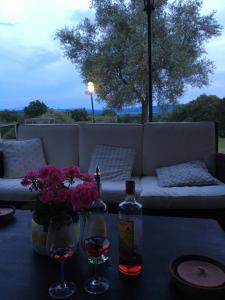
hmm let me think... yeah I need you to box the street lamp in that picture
[143,0,155,122]
[87,81,95,122]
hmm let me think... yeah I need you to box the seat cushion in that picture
[140,176,225,209]
[101,177,142,204]
[0,178,37,202]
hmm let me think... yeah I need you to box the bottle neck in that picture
[125,193,136,202]
[96,182,102,198]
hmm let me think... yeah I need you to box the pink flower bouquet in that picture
[21,164,99,224]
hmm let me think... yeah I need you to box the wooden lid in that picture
[0,205,16,223]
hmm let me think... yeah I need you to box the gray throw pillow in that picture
[156,160,219,187]
[88,144,135,181]
[3,139,46,178]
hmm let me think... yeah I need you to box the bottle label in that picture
[119,220,134,257]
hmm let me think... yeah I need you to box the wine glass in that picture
[82,200,110,294]
[47,214,76,299]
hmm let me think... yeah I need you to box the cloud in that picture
[0,22,17,26]
[180,71,225,103]
[70,10,95,23]
[0,0,224,110]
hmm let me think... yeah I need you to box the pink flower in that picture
[21,164,99,211]
[21,177,32,186]
[40,189,54,204]
[78,173,95,183]
[55,189,71,203]
[63,166,81,180]
[70,182,100,210]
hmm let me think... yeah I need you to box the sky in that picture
[0,0,225,111]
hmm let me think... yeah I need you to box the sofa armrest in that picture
[216,153,225,183]
[0,150,3,177]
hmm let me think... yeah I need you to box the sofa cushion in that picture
[140,176,225,209]
[79,123,143,175]
[101,177,142,203]
[88,144,135,181]
[0,149,3,177]
[17,124,79,168]
[0,178,37,202]
[2,139,46,178]
[156,160,219,187]
[143,122,216,176]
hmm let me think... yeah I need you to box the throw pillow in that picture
[156,160,219,187]
[88,144,135,181]
[2,139,47,178]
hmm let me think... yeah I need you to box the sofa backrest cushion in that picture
[88,144,136,181]
[79,123,143,175]
[143,122,216,176]
[17,124,79,168]
[2,138,46,178]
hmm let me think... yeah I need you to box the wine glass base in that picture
[49,281,76,299]
[84,276,109,295]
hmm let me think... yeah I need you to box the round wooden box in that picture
[0,205,16,223]
[170,255,225,300]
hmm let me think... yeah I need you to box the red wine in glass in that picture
[83,236,110,258]
[50,247,74,262]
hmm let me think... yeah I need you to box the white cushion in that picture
[140,176,225,209]
[156,160,219,187]
[0,178,37,202]
[88,144,135,181]
[143,122,216,175]
[2,139,46,178]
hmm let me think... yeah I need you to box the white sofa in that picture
[0,122,225,210]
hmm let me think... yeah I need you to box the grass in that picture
[219,137,225,154]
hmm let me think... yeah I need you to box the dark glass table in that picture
[1,210,225,300]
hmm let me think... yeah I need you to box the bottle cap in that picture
[94,166,101,183]
[126,180,135,195]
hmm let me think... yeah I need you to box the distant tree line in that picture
[0,95,225,138]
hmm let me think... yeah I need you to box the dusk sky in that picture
[0,0,225,111]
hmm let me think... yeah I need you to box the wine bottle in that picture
[86,166,109,264]
[118,180,143,275]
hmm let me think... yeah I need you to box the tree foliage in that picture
[169,94,221,122]
[156,94,225,137]
[101,108,117,117]
[24,100,48,118]
[69,108,89,121]
[0,110,21,123]
[56,0,221,121]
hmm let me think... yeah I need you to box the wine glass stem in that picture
[60,261,65,288]
[93,262,99,285]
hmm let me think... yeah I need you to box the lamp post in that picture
[143,0,155,122]
[87,81,95,122]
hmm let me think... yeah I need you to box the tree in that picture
[69,108,89,121]
[0,110,21,123]
[24,100,48,118]
[216,98,225,137]
[169,94,221,122]
[101,108,117,117]
[56,0,221,122]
